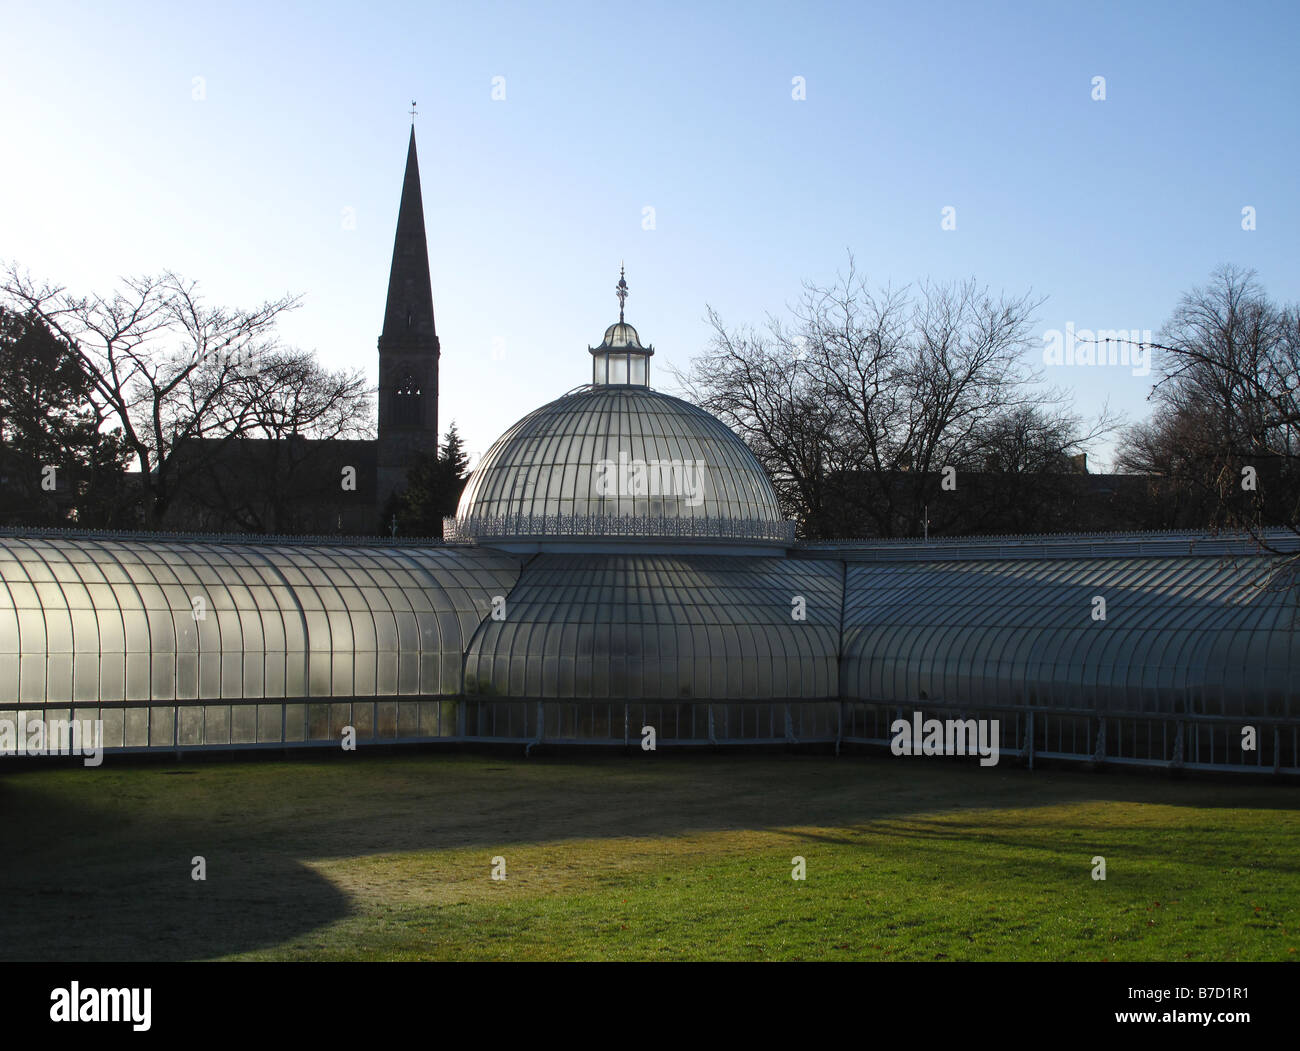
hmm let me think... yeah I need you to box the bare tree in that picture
[673,255,1091,536]
[671,309,847,534]
[946,404,1121,535]
[965,404,1118,475]
[178,351,375,533]
[0,264,373,529]
[224,350,372,441]
[1115,265,1300,558]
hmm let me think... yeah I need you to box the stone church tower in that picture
[377,126,439,507]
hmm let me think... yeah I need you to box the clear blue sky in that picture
[2,0,1296,470]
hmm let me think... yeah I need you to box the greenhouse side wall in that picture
[1,533,1296,774]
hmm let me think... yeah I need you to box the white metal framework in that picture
[0,530,1296,774]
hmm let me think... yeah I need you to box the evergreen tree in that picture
[0,308,132,526]
[384,422,472,537]
[440,421,470,479]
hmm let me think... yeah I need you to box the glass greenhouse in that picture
[1,290,1296,774]
[1,529,1295,772]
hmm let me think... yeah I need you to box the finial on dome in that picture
[589,268,653,386]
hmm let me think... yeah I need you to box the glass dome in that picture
[450,385,791,543]
[598,322,644,348]
[449,269,793,545]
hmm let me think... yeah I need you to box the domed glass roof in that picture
[597,322,645,349]
[449,269,792,545]
[452,386,788,542]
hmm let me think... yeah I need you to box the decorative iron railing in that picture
[8,698,1296,776]
[0,525,457,547]
[798,526,1300,559]
[444,513,796,544]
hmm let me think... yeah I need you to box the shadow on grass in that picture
[0,748,1296,960]
[0,777,352,962]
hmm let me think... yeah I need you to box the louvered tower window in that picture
[394,373,422,426]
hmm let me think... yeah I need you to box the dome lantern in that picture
[590,264,654,386]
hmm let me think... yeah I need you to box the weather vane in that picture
[409,100,418,124]
[616,263,628,323]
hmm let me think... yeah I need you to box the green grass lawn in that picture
[0,750,1296,961]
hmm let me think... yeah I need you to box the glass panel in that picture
[198,653,220,700]
[352,700,375,739]
[427,652,450,694]
[354,651,377,695]
[238,610,263,651]
[609,355,628,384]
[284,703,306,742]
[307,703,331,740]
[45,610,74,653]
[45,655,72,702]
[329,652,353,696]
[0,606,18,654]
[19,609,47,653]
[397,652,418,694]
[147,610,175,652]
[221,652,243,699]
[205,705,230,745]
[178,706,203,746]
[373,613,396,651]
[124,654,150,701]
[243,654,264,697]
[98,654,125,702]
[231,704,257,744]
[73,654,99,702]
[264,654,286,698]
[258,704,283,743]
[99,707,125,749]
[285,654,307,697]
[121,610,149,653]
[308,653,331,696]
[124,707,149,747]
[149,706,175,747]
[260,609,286,652]
[0,654,17,700]
[377,652,395,691]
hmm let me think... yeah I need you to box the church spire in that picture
[377,123,440,511]
[380,126,438,351]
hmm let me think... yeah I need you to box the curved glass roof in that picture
[840,555,1299,716]
[594,322,647,350]
[452,386,787,540]
[2,534,1293,721]
[464,554,841,700]
[0,536,519,704]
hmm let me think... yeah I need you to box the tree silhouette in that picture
[384,422,471,537]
